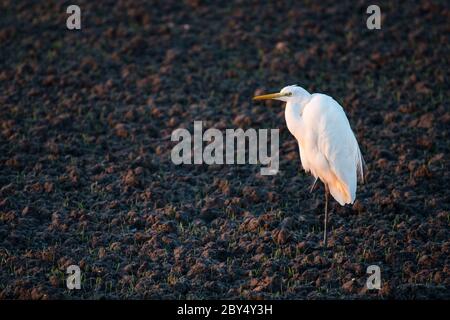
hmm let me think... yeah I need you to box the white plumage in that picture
[253,85,365,245]
[288,92,364,205]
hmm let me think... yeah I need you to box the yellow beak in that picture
[252,92,285,101]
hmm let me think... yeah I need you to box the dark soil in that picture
[0,0,449,299]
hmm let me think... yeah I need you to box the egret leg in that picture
[323,184,329,247]
[309,177,318,193]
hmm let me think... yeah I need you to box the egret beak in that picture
[252,92,286,101]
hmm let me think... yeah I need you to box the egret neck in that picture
[284,92,311,139]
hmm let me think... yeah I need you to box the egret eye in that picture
[286,92,292,96]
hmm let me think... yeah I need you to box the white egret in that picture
[253,85,365,246]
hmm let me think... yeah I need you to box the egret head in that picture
[253,85,311,104]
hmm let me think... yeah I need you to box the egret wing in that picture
[307,95,364,204]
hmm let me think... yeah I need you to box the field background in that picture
[0,0,449,299]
